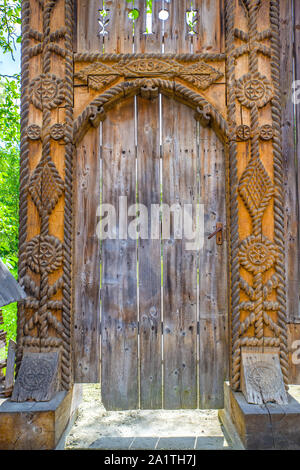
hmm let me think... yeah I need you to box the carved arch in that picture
[73,79,229,145]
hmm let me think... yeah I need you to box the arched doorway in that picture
[73,88,228,410]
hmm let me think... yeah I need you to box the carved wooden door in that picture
[73,0,228,410]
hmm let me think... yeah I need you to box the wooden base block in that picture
[219,382,300,450]
[0,386,81,450]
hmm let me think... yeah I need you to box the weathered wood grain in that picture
[198,125,228,408]
[194,0,224,53]
[101,97,138,410]
[280,0,299,323]
[288,323,300,384]
[104,0,134,53]
[134,0,162,53]
[73,127,101,383]
[163,0,192,54]
[199,316,228,408]
[76,0,104,52]
[162,96,198,409]
[137,96,162,409]
[4,340,16,395]
[293,0,300,322]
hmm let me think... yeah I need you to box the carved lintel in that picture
[75,56,224,93]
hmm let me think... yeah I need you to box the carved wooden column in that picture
[225,0,288,392]
[17,0,74,391]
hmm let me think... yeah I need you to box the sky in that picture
[0,43,21,76]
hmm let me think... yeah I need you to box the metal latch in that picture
[208,223,223,245]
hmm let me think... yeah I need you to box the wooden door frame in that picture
[17,0,288,395]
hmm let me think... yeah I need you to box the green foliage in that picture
[0,76,20,267]
[0,0,21,60]
[0,2,21,346]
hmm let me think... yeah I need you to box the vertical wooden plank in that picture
[101,97,138,410]
[199,317,228,408]
[194,0,223,53]
[163,0,191,54]
[293,0,300,322]
[73,127,101,383]
[288,324,300,384]
[5,340,16,394]
[198,126,228,408]
[76,0,104,52]
[162,96,198,409]
[104,0,134,53]
[135,0,162,53]
[281,0,298,324]
[137,96,162,409]
[133,0,146,53]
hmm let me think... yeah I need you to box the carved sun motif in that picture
[239,235,278,274]
[29,74,65,110]
[236,73,273,108]
[26,235,63,274]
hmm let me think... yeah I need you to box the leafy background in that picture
[0,0,21,349]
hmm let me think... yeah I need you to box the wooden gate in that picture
[74,93,228,410]
[18,0,291,413]
[72,0,228,410]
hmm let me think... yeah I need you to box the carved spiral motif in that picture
[27,124,41,140]
[26,235,63,274]
[248,361,281,395]
[239,235,278,274]
[236,124,251,141]
[260,124,274,141]
[29,74,65,110]
[236,73,273,108]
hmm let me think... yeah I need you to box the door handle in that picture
[208,223,223,245]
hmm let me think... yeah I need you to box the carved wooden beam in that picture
[225,0,288,391]
[17,0,74,391]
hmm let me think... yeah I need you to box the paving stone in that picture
[195,436,227,450]
[130,437,159,450]
[89,436,134,449]
[156,437,196,450]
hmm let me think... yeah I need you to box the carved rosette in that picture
[236,73,273,109]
